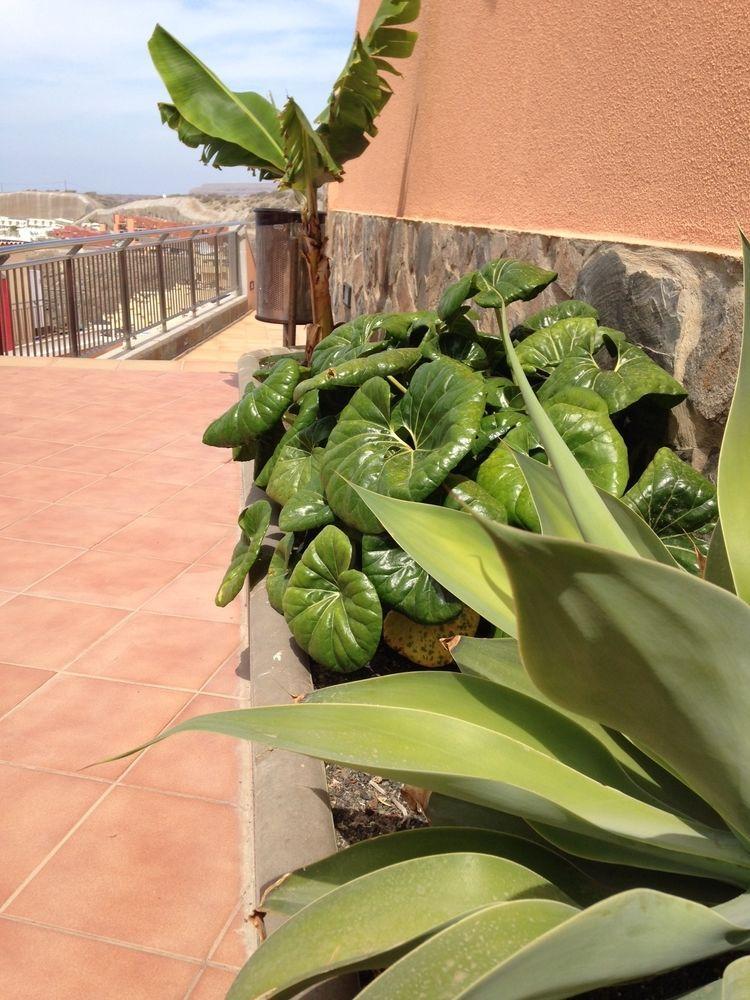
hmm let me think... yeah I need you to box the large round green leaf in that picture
[310,312,440,375]
[215,501,271,607]
[624,447,717,536]
[254,389,323,489]
[518,298,599,332]
[472,259,557,308]
[361,533,461,625]
[443,476,508,524]
[294,347,422,400]
[202,359,300,448]
[538,328,687,413]
[321,358,485,533]
[266,532,295,614]
[265,412,333,505]
[478,392,629,529]
[282,525,382,673]
[437,272,479,321]
[515,317,603,373]
[278,485,334,533]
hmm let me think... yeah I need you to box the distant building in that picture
[0,215,104,243]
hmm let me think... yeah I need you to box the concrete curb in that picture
[238,351,358,999]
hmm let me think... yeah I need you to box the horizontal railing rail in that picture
[0,222,245,358]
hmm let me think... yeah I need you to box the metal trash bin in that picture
[254,209,326,345]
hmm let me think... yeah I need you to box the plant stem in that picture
[300,181,334,364]
[388,376,408,394]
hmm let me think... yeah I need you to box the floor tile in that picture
[124,694,241,802]
[0,664,55,716]
[0,496,48,530]
[58,476,181,515]
[144,565,242,623]
[0,765,103,903]
[10,419,101,446]
[34,445,142,475]
[0,537,84,591]
[86,423,185,454]
[1,504,136,548]
[8,786,241,958]
[72,613,240,688]
[202,652,248,697]
[0,596,126,669]
[198,531,239,567]
[151,485,240,526]
[0,436,66,464]
[191,967,239,999]
[210,907,252,969]
[111,453,225,487]
[0,920,197,1000]
[156,436,228,461]
[0,466,100,503]
[0,673,191,778]
[96,515,231,564]
[28,550,187,610]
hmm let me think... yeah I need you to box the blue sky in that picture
[0,0,359,195]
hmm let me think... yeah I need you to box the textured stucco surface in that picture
[329,0,750,251]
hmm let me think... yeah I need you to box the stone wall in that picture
[328,210,742,473]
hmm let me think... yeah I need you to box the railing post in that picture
[213,234,221,301]
[63,247,81,357]
[117,238,133,351]
[188,236,198,315]
[155,236,168,333]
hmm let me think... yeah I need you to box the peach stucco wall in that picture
[329,0,750,252]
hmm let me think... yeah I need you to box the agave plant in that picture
[111,237,750,997]
[149,0,419,352]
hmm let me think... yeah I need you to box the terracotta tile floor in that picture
[0,362,255,999]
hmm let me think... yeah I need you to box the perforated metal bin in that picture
[254,209,326,331]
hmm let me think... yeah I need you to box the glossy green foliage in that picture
[539,328,687,413]
[361,534,461,624]
[294,347,422,399]
[265,533,295,614]
[443,475,509,524]
[473,259,558,308]
[624,447,717,573]
[518,299,599,332]
[321,359,485,533]
[282,526,382,673]
[203,359,300,448]
[515,317,603,373]
[309,311,438,375]
[215,501,271,607]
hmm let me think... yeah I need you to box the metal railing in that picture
[0,223,245,358]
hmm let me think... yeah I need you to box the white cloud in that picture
[0,0,359,192]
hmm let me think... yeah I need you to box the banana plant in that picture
[148,0,420,354]
[108,238,749,997]
[198,255,714,675]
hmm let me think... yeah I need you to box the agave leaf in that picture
[443,475,508,524]
[513,452,678,566]
[515,317,603,373]
[282,525,381,673]
[484,520,750,843]
[113,695,748,882]
[294,347,422,399]
[500,309,637,556]
[316,0,420,166]
[357,899,578,999]
[538,328,687,413]
[203,359,300,448]
[518,299,599,332]
[254,390,322,490]
[266,532,295,614]
[717,232,750,602]
[705,521,736,595]
[321,359,485,533]
[722,955,750,998]
[148,25,285,171]
[457,889,750,1000]
[353,486,517,634]
[227,852,570,1000]
[263,827,601,917]
[472,259,557,308]
[361,534,461,624]
[215,501,271,607]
